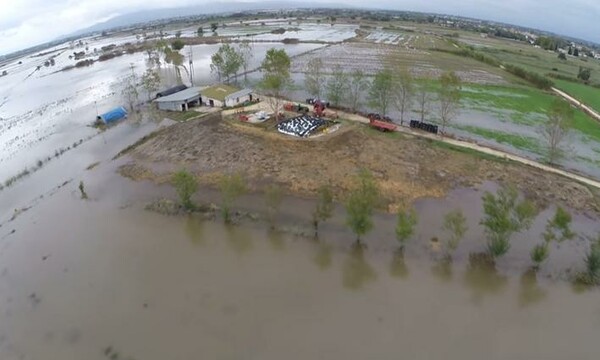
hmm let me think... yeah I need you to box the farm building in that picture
[200,84,253,107]
[154,87,202,112]
[156,84,187,98]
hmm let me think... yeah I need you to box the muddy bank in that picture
[118,113,600,216]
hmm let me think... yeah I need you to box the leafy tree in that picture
[326,65,348,108]
[578,67,591,81]
[438,71,462,135]
[480,185,537,258]
[171,39,185,51]
[568,47,573,55]
[345,169,380,244]
[416,84,431,123]
[541,99,574,165]
[219,173,247,223]
[265,184,283,229]
[392,69,413,125]
[582,237,600,284]
[197,27,204,37]
[175,30,182,38]
[442,209,468,258]
[395,208,418,249]
[238,41,254,83]
[531,207,575,267]
[259,48,292,116]
[368,69,393,116]
[312,185,334,237]
[573,48,579,57]
[172,170,198,210]
[211,23,218,32]
[304,57,326,100]
[141,68,161,100]
[348,69,368,112]
[210,44,243,83]
[78,181,88,200]
[558,53,567,60]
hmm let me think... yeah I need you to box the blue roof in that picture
[98,106,127,124]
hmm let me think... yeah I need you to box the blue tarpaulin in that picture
[97,106,127,124]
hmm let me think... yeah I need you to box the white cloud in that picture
[0,0,599,55]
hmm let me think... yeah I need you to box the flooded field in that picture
[1,150,599,359]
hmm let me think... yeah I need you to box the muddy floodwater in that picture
[1,144,600,359]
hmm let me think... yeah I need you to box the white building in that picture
[200,84,253,108]
[154,87,202,112]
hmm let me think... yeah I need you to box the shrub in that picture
[172,170,198,209]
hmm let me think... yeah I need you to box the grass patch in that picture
[554,79,600,115]
[161,110,204,122]
[427,138,509,163]
[456,125,543,154]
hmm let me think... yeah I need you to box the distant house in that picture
[200,84,253,108]
[156,84,188,98]
[154,87,202,112]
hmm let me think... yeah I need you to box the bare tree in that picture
[416,84,430,123]
[326,65,348,108]
[122,64,139,111]
[348,69,368,112]
[542,99,574,165]
[392,69,413,125]
[304,57,326,100]
[438,71,462,135]
[238,41,254,84]
[141,68,161,100]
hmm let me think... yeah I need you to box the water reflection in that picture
[463,252,508,303]
[312,240,333,271]
[267,230,285,251]
[225,224,253,255]
[518,268,547,308]
[389,250,410,279]
[431,258,453,283]
[342,244,377,290]
[185,215,205,246]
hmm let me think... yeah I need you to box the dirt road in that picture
[552,87,600,123]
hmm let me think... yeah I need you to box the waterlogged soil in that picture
[119,113,600,216]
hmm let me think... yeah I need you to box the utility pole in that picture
[188,46,194,86]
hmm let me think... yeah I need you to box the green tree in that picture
[219,173,247,223]
[573,48,579,57]
[395,208,418,249]
[265,184,283,230]
[438,71,462,135]
[392,69,413,125]
[259,48,292,116]
[312,185,334,237]
[442,209,468,258]
[175,30,182,38]
[582,237,600,284]
[78,181,88,200]
[172,170,198,210]
[531,207,575,267]
[558,52,567,60]
[210,44,243,84]
[481,185,537,258]
[542,99,574,165]
[326,65,348,108]
[211,23,218,32]
[171,39,185,51]
[304,57,326,100]
[368,69,393,116]
[197,27,204,37]
[141,68,161,100]
[345,169,380,244]
[578,67,591,81]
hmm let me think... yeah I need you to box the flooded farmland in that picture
[1,18,600,360]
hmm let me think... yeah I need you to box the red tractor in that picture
[368,113,397,132]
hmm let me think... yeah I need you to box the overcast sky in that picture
[1,0,599,55]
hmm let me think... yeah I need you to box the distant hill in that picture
[73,1,348,35]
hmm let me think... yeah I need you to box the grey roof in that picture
[154,87,202,103]
[225,88,253,100]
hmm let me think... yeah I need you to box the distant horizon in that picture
[1,1,599,56]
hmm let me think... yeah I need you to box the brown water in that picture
[1,158,599,360]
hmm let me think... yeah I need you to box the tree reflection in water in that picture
[518,267,547,308]
[343,244,377,290]
[464,252,508,303]
[389,249,410,279]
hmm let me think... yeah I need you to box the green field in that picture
[454,125,543,155]
[553,79,600,114]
